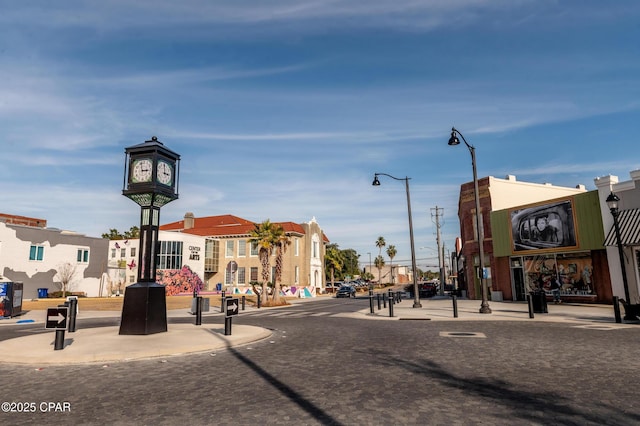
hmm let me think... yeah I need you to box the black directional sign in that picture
[45,307,68,330]
[225,298,239,318]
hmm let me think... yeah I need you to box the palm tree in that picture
[273,227,290,304]
[376,236,386,258]
[375,236,386,288]
[324,244,345,290]
[374,255,385,287]
[249,220,279,302]
[386,245,397,286]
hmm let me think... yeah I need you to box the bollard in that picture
[369,293,375,314]
[220,291,226,313]
[377,293,381,310]
[242,295,246,311]
[613,296,622,323]
[527,294,535,319]
[257,293,261,309]
[68,298,78,333]
[452,294,458,318]
[383,293,387,309]
[54,329,65,350]
[388,292,394,317]
[195,296,203,326]
[225,317,232,335]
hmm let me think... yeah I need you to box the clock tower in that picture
[120,136,180,335]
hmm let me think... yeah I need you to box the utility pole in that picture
[431,206,445,296]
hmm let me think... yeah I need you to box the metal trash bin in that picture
[530,291,548,313]
[38,288,49,298]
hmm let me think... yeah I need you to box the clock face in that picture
[157,160,173,186]
[131,158,153,183]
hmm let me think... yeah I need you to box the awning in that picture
[603,208,640,246]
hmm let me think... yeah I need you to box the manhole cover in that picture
[439,331,486,338]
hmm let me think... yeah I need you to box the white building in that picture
[0,213,108,298]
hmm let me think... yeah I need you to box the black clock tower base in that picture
[119,283,168,335]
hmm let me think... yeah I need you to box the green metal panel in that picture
[491,191,605,257]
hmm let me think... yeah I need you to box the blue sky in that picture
[2,1,639,272]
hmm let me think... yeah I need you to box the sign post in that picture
[46,307,68,350]
[224,298,239,335]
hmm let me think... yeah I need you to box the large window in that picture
[238,267,246,285]
[29,245,44,261]
[250,267,259,282]
[226,240,234,257]
[157,241,183,270]
[238,240,246,257]
[250,242,259,257]
[522,251,594,297]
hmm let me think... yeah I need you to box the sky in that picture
[2,1,640,272]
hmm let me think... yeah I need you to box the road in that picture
[1,296,639,425]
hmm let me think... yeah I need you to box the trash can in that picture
[530,291,548,313]
[38,288,49,298]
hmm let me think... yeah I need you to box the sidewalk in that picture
[362,295,638,326]
[0,296,636,366]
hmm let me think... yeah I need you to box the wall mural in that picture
[157,265,204,296]
[510,199,578,253]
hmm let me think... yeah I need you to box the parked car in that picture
[405,281,438,298]
[336,285,356,298]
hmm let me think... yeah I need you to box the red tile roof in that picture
[161,214,326,241]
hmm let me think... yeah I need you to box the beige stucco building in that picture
[160,213,328,296]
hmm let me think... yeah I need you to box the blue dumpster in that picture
[38,288,49,298]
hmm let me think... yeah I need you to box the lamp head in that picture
[372,175,381,186]
[606,191,620,212]
[448,128,460,146]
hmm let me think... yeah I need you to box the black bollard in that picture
[225,317,232,335]
[452,294,458,318]
[383,294,387,309]
[220,291,226,313]
[68,298,78,332]
[613,296,622,323]
[527,294,535,319]
[54,329,65,350]
[388,292,394,317]
[242,295,246,311]
[369,293,375,314]
[377,293,381,310]
[195,296,203,326]
[257,293,261,309]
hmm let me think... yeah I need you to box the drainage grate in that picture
[439,331,486,338]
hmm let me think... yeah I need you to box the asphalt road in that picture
[1,297,639,425]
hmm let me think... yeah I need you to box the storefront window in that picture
[522,251,594,297]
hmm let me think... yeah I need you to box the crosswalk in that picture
[238,309,339,318]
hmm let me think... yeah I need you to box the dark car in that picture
[405,282,438,298]
[336,285,356,298]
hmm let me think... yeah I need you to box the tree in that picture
[386,245,397,286]
[273,227,290,305]
[55,262,78,298]
[102,226,139,240]
[376,236,386,258]
[341,248,360,279]
[324,244,345,287]
[249,219,282,306]
[374,255,385,287]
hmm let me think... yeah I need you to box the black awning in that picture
[604,208,640,246]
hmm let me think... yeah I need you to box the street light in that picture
[606,191,634,320]
[372,173,421,308]
[448,127,491,314]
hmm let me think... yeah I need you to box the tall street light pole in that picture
[448,127,491,314]
[372,173,422,308]
[606,192,634,320]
